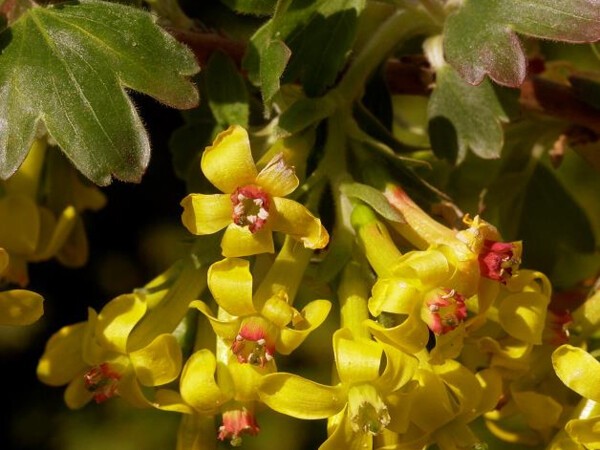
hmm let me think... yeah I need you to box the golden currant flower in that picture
[37,293,182,409]
[0,248,44,326]
[258,328,418,449]
[191,257,331,365]
[154,349,268,447]
[180,125,328,257]
[552,345,600,450]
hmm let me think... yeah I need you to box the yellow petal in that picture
[369,278,420,316]
[498,292,549,344]
[207,258,255,316]
[64,371,94,409]
[258,372,346,419]
[180,349,228,414]
[190,300,240,342]
[270,197,329,249]
[37,321,87,386]
[221,224,274,257]
[31,206,78,262]
[56,215,89,268]
[320,406,372,450]
[512,389,562,430]
[153,389,194,414]
[129,333,183,386]
[0,194,40,255]
[255,153,299,197]
[118,366,152,408]
[201,125,258,193]
[334,328,382,385]
[277,299,331,354]
[375,342,418,393]
[0,289,43,326]
[553,345,600,403]
[226,360,273,401]
[366,313,429,355]
[96,293,147,354]
[180,194,232,235]
[566,416,600,449]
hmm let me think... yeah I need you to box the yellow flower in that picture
[37,293,182,409]
[180,125,328,257]
[192,257,331,365]
[0,248,43,326]
[258,328,418,449]
[154,349,267,447]
[552,345,600,449]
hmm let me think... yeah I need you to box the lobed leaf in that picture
[444,0,600,87]
[427,65,512,162]
[0,0,199,185]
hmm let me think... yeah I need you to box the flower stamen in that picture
[83,363,121,403]
[230,186,271,233]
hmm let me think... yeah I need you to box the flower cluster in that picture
[34,125,598,450]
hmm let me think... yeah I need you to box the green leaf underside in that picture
[340,182,405,223]
[0,0,199,185]
[427,65,509,163]
[444,0,600,87]
[205,51,249,128]
[245,0,365,102]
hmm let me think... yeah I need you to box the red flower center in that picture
[424,288,468,335]
[231,317,276,366]
[478,240,521,284]
[231,186,271,233]
[218,407,260,446]
[83,363,121,403]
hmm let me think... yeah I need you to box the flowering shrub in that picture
[3,1,600,449]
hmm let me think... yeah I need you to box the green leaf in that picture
[205,51,249,127]
[0,0,199,185]
[444,0,600,87]
[245,0,365,101]
[427,65,512,162]
[340,182,404,223]
[260,38,291,108]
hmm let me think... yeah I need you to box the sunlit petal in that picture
[255,153,299,197]
[208,258,255,316]
[0,289,44,326]
[270,197,329,249]
[258,372,346,419]
[96,293,147,354]
[553,345,600,403]
[277,299,331,354]
[129,333,183,386]
[334,328,382,385]
[37,321,87,386]
[180,349,228,414]
[180,194,232,235]
[201,125,258,193]
[221,224,274,257]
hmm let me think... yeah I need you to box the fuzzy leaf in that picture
[444,0,600,87]
[428,64,512,162]
[245,0,365,100]
[0,0,199,185]
[205,51,249,127]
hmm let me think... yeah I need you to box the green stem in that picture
[335,8,436,102]
[313,112,356,282]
